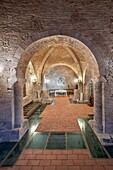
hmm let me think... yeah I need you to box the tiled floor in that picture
[36,97,93,132]
[1,97,113,170]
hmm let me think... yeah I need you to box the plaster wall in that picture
[43,65,77,90]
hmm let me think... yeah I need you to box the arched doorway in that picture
[1,34,109,142]
[16,35,102,133]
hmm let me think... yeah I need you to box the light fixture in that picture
[45,79,50,83]
[30,75,37,82]
[74,78,78,83]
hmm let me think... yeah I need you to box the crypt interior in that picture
[0,0,113,169]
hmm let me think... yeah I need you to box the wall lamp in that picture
[30,75,37,83]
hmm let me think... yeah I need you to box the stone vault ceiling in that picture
[31,45,87,78]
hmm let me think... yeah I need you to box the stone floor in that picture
[1,97,113,170]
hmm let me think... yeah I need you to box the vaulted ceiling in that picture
[30,45,87,79]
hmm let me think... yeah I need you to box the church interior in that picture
[0,0,113,169]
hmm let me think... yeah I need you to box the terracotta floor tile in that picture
[18,155,26,160]
[56,166,69,170]
[68,166,80,170]
[46,155,57,159]
[25,154,36,159]
[57,154,68,159]
[28,160,39,165]
[39,160,51,166]
[35,97,93,132]
[21,150,33,155]
[44,166,56,170]
[33,150,43,154]
[96,159,109,165]
[18,166,32,170]
[5,166,20,170]
[36,154,47,159]
[62,150,73,154]
[43,150,53,154]
[15,160,29,166]
[32,166,44,170]
[104,166,113,170]
[92,165,105,170]
[51,160,62,165]
[85,160,97,165]
[62,160,74,165]
[72,150,89,155]
[78,154,90,159]
[68,154,78,159]
[80,166,93,170]
[53,150,63,155]
[73,160,85,165]
[106,159,113,165]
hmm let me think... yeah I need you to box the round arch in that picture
[15,33,103,83]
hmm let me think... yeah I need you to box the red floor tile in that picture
[39,160,51,166]
[32,166,44,170]
[51,160,62,165]
[92,166,105,170]
[15,160,29,166]
[56,166,69,170]
[57,154,68,159]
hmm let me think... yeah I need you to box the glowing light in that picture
[45,79,50,83]
[74,78,78,83]
[30,75,37,82]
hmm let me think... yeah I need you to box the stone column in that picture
[0,89,14,130]
[33,82,38,101]
[94,78,103,132]
[102,82,113,134]
[84,84,89,101]
[37,83,42,101]
[78,81,84,101]
[14,81,24,128]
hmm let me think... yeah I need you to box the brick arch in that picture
[15,32,103,82]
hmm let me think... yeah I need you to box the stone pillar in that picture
[0,79,29,142]
[37,83,42,101]
[33,82,38,101]
[78,82,84,101]
[102,82,113,134]
[14,81,24,128]
[0,89,14,130]
[94,78,103,132]
[84,84,89,101]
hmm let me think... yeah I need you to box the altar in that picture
[55,90,67,96]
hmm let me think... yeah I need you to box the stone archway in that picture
[16,35,100,80]
[15,35,103,132]
[1,33,109,142]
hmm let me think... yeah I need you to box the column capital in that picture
[93,75,107,84]
[17,78,26,86]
